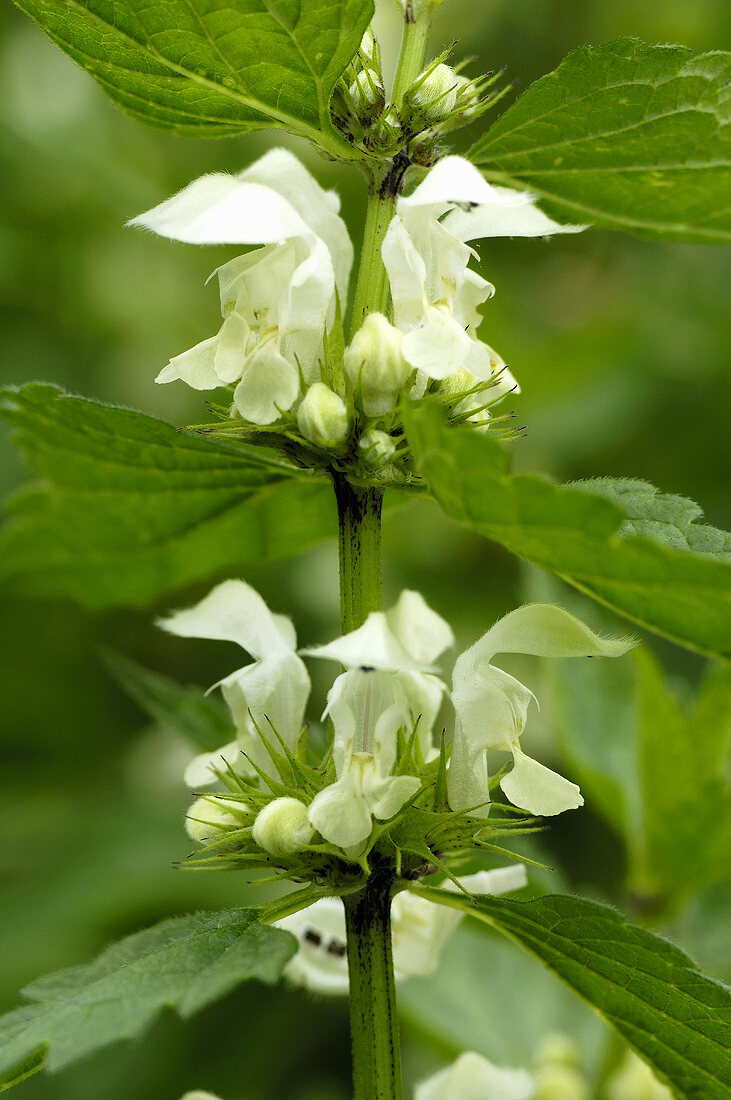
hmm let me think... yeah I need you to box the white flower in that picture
[415,1051,535,1100]
[181,1093,223,1100]
[275,866,526,995]
[158,579,310,786]
[302,591,454,848]
[129,148,353,424]
[447,604,635,818]
[382,155,583,395]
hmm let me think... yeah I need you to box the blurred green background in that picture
[1,0,729,1096]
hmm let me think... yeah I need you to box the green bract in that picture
[10,0,374,157]
[471,39,731,242]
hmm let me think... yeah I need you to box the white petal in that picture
[386,590,454,664]
[240,148,353,306]
[308,773,373,848]
[400,156,498,212]
[445,184,586,240]
[415,1051,535,1100]
[391,892,464,977]
[393,671,446,758]
[129,173,311,245]
[447,718,491,819]
[302,612,429,672]
[381,214,429,331]
[157,335,221,390]
[181,1092,225,1100]
[213,311,249,384]
[501,744,583,815]
[233,343,299,425]
[401,308,473,379]
[475,603,636,663]
[158,579,296,658]
[452,663,535,750]
[367,773,421,820]
[183,740,241,788]
[220,652,310,753]
[458,865,528,896]
[276,897,349,996]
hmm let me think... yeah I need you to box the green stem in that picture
[349,178,399,336]
[343,872,402,1100]
[391,7,431,110]
[335,475,383,632]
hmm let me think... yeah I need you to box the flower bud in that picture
[348,69,384,121]
[360,29,376,63]
[185,796,242,844]
[344,313,411,417]
[253,797,314,855]
[534,1066,591,1100]
[297,383,350,448]
[406,63,458,125]
[453,73,482,117]
[358,428,397,469]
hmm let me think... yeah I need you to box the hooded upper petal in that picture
[158,579,296,659]
[400,155,585,241]
[467,603,636,667]
[302,611,430,672]
[385,589,455,665]
[238,148,353,305]
[128,173,311,245]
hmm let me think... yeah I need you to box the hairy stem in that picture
[335,475,383,633]
[343,872,402,1100]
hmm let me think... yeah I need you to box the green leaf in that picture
[10,0,373,156]
[0,384,335,608]
[418,888,731,1100]
[103,651,233,752]
[403,403,731,660]
[547,648,731,900]
[471,39,731,242]
[0,909,296,1089]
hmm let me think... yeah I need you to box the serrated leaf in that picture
[0,385,336,608]
[471,39,731,242]
[403,403,731,660]
[0,909,296,1089]
[418,888,731,1100]
[104,651,232,751]
[11,0,373,157]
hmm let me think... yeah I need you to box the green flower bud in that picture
[252,797,314,855]
[348,69,384,121]
[345,313,411,417]
[185,796,242,844]
[358,428,397,469]
[297,383,350,448]
[406,63,458,125]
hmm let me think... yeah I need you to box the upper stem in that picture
[391,8,432,110]
[335,475,383,632]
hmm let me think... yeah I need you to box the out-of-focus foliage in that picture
[1,0,729,1096]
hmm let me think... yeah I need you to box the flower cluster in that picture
[164,579,632,886]
[131,149,581,482]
